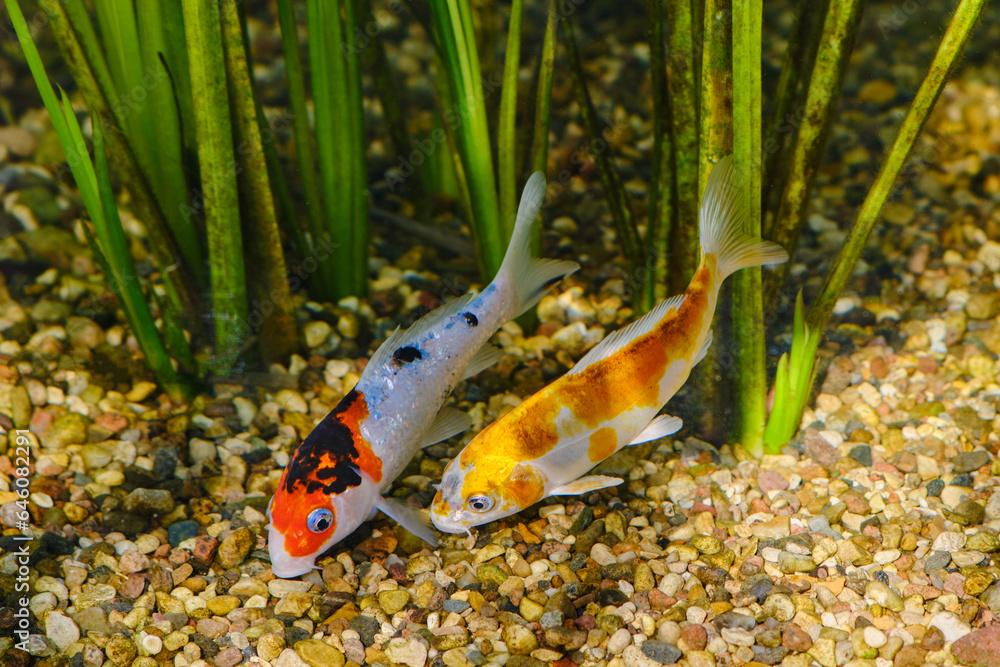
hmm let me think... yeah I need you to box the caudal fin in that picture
[496,172,580,317]
[699,156,788,281]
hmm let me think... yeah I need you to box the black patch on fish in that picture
[463,312,478,327]
[281,390,364,496]
[392,346,422,364]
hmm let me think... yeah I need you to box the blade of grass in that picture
[764,0,863,306]
[562,15,642,270]
[761,0,828,227]
[136,0,203,279]
[343,0,369,297]
[646,0,673,307]
[429,0,504,277]
[693,0,733,444]
[62,0,116,110]
[529,0,557,178]
[698,0,733,192]
[93,0,151,158]
[182,0,247,373]
[308,0,369,299]
[92,123,193,401]
[732,0,765,456]
[666,0,700,294]
[762,291,820,452]
[219,0,297,364]
[498,0,523,233]
[39,0,201,321]
[157,0,197,154]
[5,0,193,400]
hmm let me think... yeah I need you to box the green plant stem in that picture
[666,0,700,294]
[498,0,523,234]
[563,15,642,269]
[646,0,673,307]
[429,0,504,277]
[694,0,733,444]
[530,0,557,179]
[40,0,201,320]
[182,0,247,373]
[137,0,203,281]
[5,0,193,401]
[804,0,985,372]
[698,0,733,193]
[92,125,193,401]
[732,0,765,456]
[275,0,325,257]
[762,0,828,227]
[764,0,862,305]
[218,0,297,365]
[308,0,369,299]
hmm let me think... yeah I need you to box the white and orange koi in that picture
[430,157,788,533]
[267,174,578,577]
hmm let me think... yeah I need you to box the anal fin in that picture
[549,475,623,496]
[627,414,683,446]
[374,496,439,546]
[420,407,472,448]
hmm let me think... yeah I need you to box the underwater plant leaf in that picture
[182,0,248,372]
[498,0,523,237]
[732,0,767,454]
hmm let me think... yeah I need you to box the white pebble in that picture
[863,626,887,649]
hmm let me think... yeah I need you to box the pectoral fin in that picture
[420,407,472,448]
[549,475,623,496]
[461,345,504,380]
[627,414,683,446]
[373,496,439,546]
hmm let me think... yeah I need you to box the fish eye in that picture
[467,495,494,513]
[306,508,334,533]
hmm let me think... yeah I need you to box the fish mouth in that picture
[267,524,318,579]
[430,507,473,535]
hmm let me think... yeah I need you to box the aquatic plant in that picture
[423,0,559,278]
[762,0,987,455]
[4,0,193,401]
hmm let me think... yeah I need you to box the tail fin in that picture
[496,172,580,317]
[699,156,788,281]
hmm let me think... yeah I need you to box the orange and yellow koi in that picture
[431,157,788,532]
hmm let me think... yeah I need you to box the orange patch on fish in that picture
[500,464,545,508]
[269,487,336,558]
[588,426,618,462]
[339,392,383,483]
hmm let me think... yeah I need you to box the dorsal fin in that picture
[566,294,687,375]
[368,293,477,369]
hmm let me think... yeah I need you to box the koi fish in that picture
[430,156,788,533]
[267,174,578,578]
